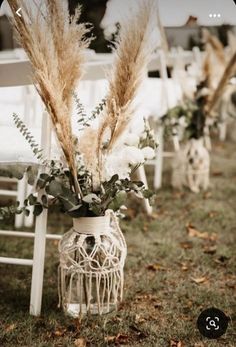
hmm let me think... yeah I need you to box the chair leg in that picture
[219,122,227,141]
[136,165,152,215]
[29,192,47,316]
[154,126,164,189]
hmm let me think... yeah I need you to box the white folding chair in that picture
[0,58,59,316]
[0,50,36,228]
[146,50,182,189]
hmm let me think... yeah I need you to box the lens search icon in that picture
[197,308,229,339]
[206,316,219,330]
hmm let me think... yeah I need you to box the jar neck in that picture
[72,215,110,235]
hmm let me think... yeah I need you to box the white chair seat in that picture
[0,126,40,163]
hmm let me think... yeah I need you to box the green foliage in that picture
[161,99,198,139]
[0,128,154,220]
[74,93,106,131]
[139,119,158,150]
[12,113,46,164]
[90,98,106,119]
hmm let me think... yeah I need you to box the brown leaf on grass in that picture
[172,191,185,199]
[150,212,159,220]
[212,171,223,176]
[181,263,189,271]
[104,336,116,343]
[135,314,146,324]
[203,245,217,254]
[105,333,129,344]
[74,337,87,347]
[142,224,148,233]
[170,340,183,347]
[203,191,212,199]
[54,330,65,337]
[146,263,166,271]
[208,211,218,218]
[179,241,193,249]
[50,327,67,338]
[5,324,16,332]
[191,276,208,284]
[186,224,218,241]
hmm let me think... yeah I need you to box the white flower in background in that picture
[141,146,155,160]
[179,116,187,127]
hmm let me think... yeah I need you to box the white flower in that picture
[179,116,187,127]
[141,146,155,160]
[124,133,140,147]
[123,146,145,165]
[102,145,145,181]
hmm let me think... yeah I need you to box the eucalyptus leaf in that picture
[28,194,37,206]
[33,203,43,216]
[82,193,101,204]
[37,173,50,189]
[108,191,127,211]
[142,189,154,199]
[24,209,30,217]
[41,195,48,206]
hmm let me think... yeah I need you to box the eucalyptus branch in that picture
[12,113,47,165]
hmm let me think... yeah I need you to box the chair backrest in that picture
[0,58,51,161]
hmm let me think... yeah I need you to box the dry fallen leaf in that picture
[74,337,87,347]
[142,224,148,233]
[186,224,217,241]
[146,263,166,271]
[105,333,129,344]
[179,241,193,249]
[51,327,67,338]
[170,339,183,347]
[208,211,218,218]
[104,336,116,343]
[212,171,223,176]
[135,314,146,324]
[5,324,16,332]
[180,262,189,271]
[203,245,217,254]
[150,212,159,220]
[203,191,212,199]
[191,276,207,284]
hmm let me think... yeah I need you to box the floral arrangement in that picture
[0,0,157,220]
[162,30,236,142]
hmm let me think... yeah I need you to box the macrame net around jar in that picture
[58,210,127,316]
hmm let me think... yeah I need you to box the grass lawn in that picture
[0,140,235,347]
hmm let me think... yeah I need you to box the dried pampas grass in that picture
[206,52,236,115]
[202,29,226,90]
[7,0,91,195]
[202,29,225,65]
[98,0,156,152]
